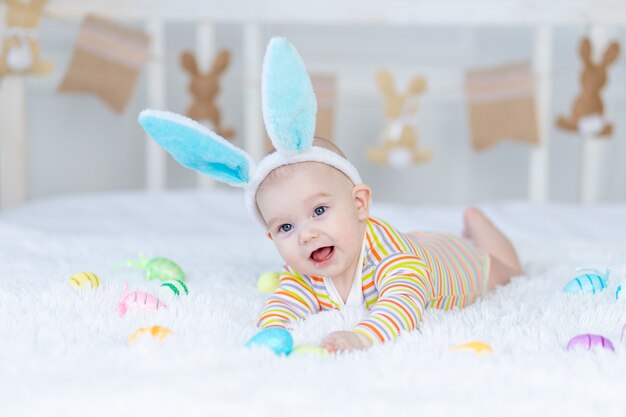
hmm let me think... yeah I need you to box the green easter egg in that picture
[160,279,189,296]
[291,345,328,357]
[257,271,280,293]
[146,258,185,282]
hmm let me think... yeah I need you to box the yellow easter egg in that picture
[68,272,100,289]
[257,271,281,294]
[452,341,493,354]
[128,325,172,345]
[291,345,328,357]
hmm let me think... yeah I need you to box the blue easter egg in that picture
[245,328,293,356]
[563,273,607,294]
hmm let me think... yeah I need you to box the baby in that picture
[138,37,522,354]
[255,138,522,352]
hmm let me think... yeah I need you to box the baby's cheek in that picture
[276,242,300,266]
[338,233,359,255]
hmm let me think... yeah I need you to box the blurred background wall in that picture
[14,17,626,204]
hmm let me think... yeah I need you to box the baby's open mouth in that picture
[310,246,334,263]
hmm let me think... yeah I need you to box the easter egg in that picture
[160,279,189,297]
[128,325,172,345]
[246,328,293,356]
[68,272,100,289]
[452,341,493,354]
[117,284,166,317]
[563,269,609,294]
[291,345,328,357]
[257,271,280,294]
[566,334,614,352]
[146,258,185,282]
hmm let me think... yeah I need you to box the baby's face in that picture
[257,162,370,281]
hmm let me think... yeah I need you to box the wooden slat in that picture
[580,27,614,204]
[243,23,264,162]
[195,21,217,189]
[528,25,552,203]
[144,19,167,190]
[0,76,27,209]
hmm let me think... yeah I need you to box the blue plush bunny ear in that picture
[138,110,254,187]
[262,37,317,155]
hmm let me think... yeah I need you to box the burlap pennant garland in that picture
[465,62,539,150]
[311,74,337,141]
[57,15,150,113]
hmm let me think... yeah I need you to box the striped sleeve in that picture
[353,254,431,343]
[257,269,321,329]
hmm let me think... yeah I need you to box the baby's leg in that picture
[485,256,520,290]
[463,207,522,289]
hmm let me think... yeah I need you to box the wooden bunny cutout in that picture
[368,70,431,167]
[181,49,234,139]
[556,37,620,137]
[0,0,53,75]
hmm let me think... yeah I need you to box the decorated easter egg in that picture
[68,272,100,289]
[128,325,172,345]
[291,345,328,357]
[566,334,614,352]
[146,258,185,281]
[257,271,280,294]
[245,328,293,356]
[127,254,185,282]
[160,279,189,297]
[452,341,493,354]
[563,269,609,294]
[117,284,166,317]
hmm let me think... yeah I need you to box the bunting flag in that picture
[57,15,150,113]
[465,62,539,150]
[311,74,337,141]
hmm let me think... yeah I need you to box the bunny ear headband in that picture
[138,37,362,227]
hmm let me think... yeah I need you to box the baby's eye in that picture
[313,206,327,216]
[279,224,293,233]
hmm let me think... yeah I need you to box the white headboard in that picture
[1,0,625,208]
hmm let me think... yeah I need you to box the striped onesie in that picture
[258,217,490,343]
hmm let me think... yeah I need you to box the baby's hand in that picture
[321,331,373,353]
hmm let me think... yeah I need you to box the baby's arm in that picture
[352,255,431,347]
[257,270,320,329]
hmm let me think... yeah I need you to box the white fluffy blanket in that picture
[1,190,626,417]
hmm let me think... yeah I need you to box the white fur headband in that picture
[138,37,362,226]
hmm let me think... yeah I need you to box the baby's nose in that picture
[298,226,319,244]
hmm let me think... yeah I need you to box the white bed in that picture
[1,189,626,417]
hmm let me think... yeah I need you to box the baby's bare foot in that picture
[463,207,522,274]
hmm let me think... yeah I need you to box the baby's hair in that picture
[311,137,346,158]
[256,137,350,223]
[262,137,348,185]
